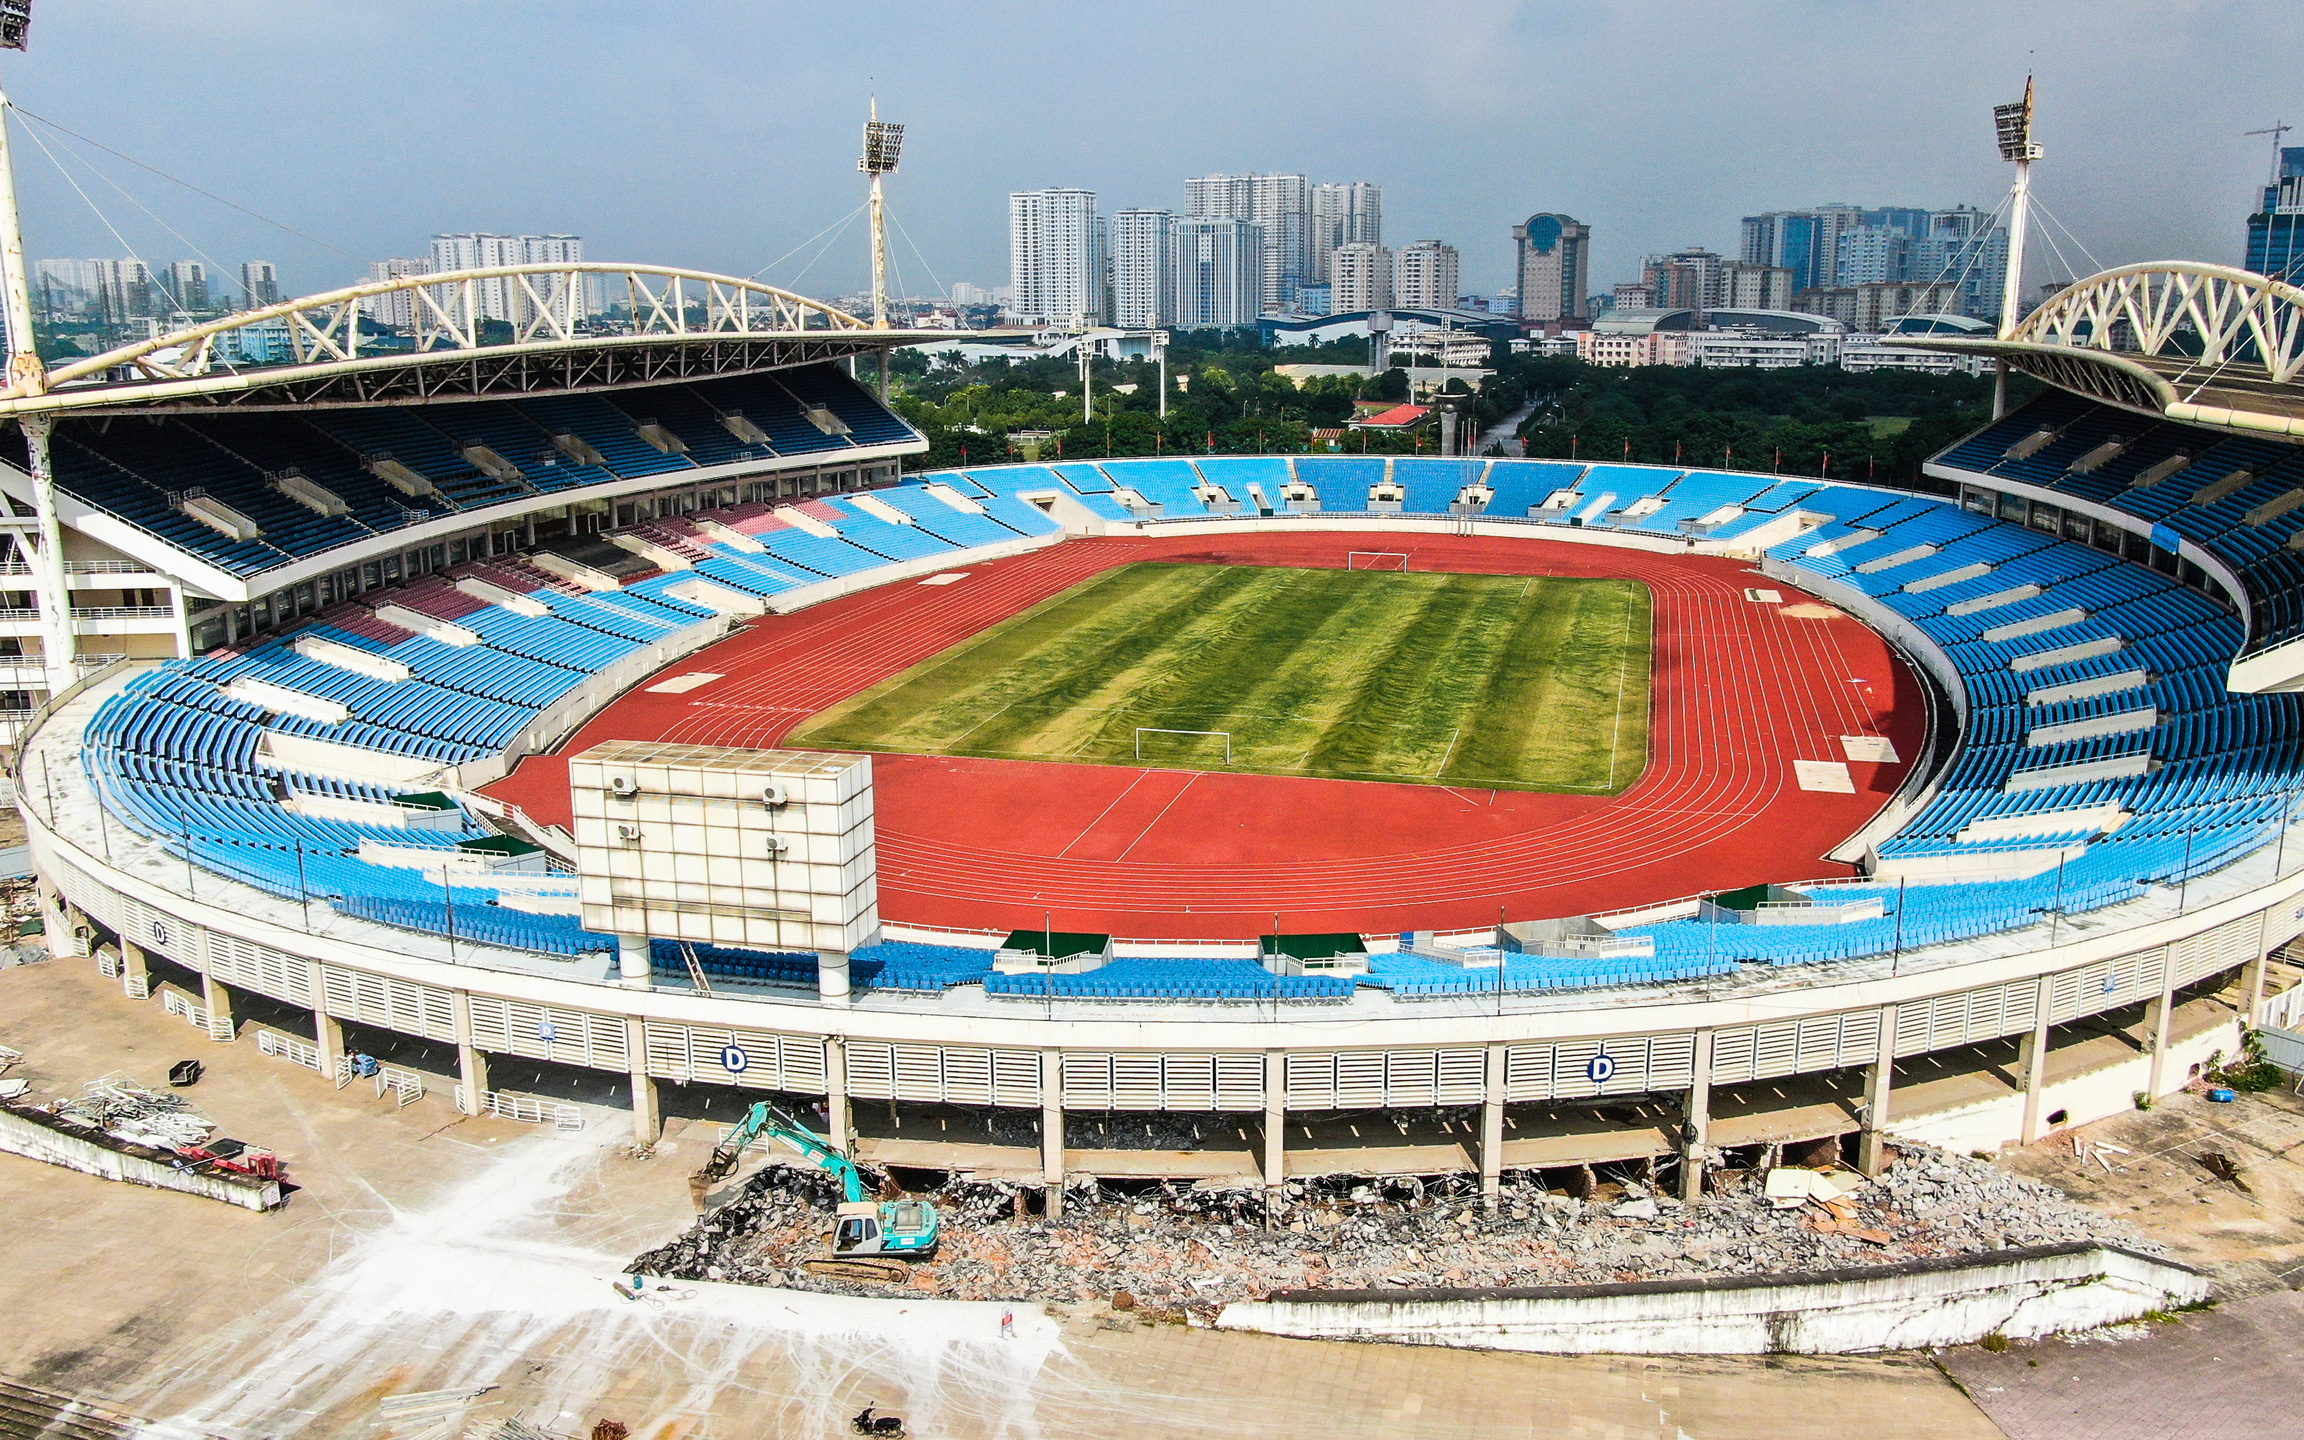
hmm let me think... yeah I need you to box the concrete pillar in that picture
[316,1011,345,1078]
[627,1019,659,1145]
[62,905,92,959]
[617,935,654,989]
[1682,1029,1713,1203]
[201,972,236,1040]
[2144,984,2176,1101]
[451,991,489,1110]
[1039,1049,1064,1217]
[1857,1005,1896,1176]
[119,938,151,993]
[1262,1050,1287,1208]
[2244,913,2272,1023]
[1480,1042,1506,1210]
[816,949,850,1004]
[824,1035,850,1152]
[2018,976,2053,1144]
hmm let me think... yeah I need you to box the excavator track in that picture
[804,1256,912,1285]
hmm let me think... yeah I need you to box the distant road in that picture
[1476,395,1539,456]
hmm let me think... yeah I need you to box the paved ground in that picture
[1939,1085,2304,1440]
[1,956,2000,1440]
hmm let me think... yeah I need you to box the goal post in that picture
[1347,551,1410,572]
[1134,727,1233,765]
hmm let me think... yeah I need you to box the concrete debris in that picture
[378,1385,499,1420]
[47,1075,214,1150]
[1764,1166,1867,1208]
[629,1144,2150,1311]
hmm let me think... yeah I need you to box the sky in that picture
[8,0,2301,305]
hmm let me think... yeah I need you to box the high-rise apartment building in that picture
[1329,242,1392,313]
[160,261,210,315]
[1186,173,1308,314]
[240,261,281,308]
[1720,262,1794,311]
[1511,213,1591,323]
[1110,209,1177,328]
[1172,216,1263,327]
[1740,206,1864,294]
[2247,146,2304,283]
[362,258,435,330]
[1910,208,2007,322]
[1834,226,1909,286]
[1392,241,1459,311]
[1007,189,1103,325]
[429,234,591,325]
[1309,182,1382,283]
[1643,248,1727,313]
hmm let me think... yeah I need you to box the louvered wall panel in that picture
[1751,1022,1800,1081]
[1334,1052,1386,1109]
[204,932,312,1005]
[1384,1051,1438,1108]
[844,1041,895,1099]
[1062,1053,1114,1109]
[1437,1049,1488,1105]
[1162,1054,1215,1110]
[121,896,203,969]
[1284,1053,1334,1111]
[942,1048,993,1106]
[992,1051,1042,1107]
[1503,1044,1556,1102]
[892,1044,943,1102]
[1710,1028,1758,1085]
[1112,1053,1165,1110]
[1215,1054,1265,1110]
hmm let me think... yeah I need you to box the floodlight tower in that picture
[859,100,904,397]
[1990,76,2043,418]
[0,2,77,700]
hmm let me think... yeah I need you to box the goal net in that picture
[1347,551,1410,572]
[1134,727,1234,765]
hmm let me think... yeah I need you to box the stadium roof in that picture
[0,263,1033,416]
[1884,262,2304,440]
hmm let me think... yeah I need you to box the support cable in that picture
[11,104,365,262]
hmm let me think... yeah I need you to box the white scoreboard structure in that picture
[568,740,879,998]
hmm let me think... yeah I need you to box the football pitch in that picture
[789,562,1654,792]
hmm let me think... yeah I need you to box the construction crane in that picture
[2247,122,2293,185]
[692,1102,940,1282]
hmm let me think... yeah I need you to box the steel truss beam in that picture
[0,263,1027,417]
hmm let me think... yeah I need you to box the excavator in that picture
[692,1102,940,1283]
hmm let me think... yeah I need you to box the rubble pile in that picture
[46,1075,215,1149]
[632,1144,2150,1309]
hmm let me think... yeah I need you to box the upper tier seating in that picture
[6,364,919,580]
[1928,390,2304,652]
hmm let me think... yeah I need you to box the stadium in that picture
[8,252,2304,1216]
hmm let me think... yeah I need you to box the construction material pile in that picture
[47,1074,215,1150]
[633,1143,2149,1309]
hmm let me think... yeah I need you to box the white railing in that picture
[160,989,208,1031]
[453,1085,582,1129]
[337,1059,427,1107]
[258,1029,324,1072]
[93,946,121,978]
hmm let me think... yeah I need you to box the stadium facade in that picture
[7,259,2303,1212]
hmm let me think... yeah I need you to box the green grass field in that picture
[789,562,1654,792]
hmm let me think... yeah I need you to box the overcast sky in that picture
[9,1,2301,303]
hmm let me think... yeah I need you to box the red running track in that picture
[488,533,1927,940]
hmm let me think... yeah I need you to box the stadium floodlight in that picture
[859,119,904,175]
[1993,77,2041,163]
[0,1,28,52]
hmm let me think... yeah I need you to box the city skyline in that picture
[5,2,2296,310]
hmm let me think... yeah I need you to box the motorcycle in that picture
[850,1405,905,1437]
